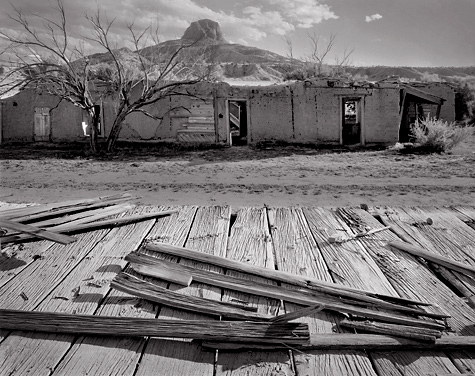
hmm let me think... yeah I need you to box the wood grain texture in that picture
[51,206,197,376]
[216,207,293,375]
[134,206,230,376]
[0,207,155,376]
[0,309,310,344]
[337,207,475,375]
[269,207,378,376]
[203,334,475,351]
[128,252,446,328]
[0,218,77,244]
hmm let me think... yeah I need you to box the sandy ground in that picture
[1,142,474,209]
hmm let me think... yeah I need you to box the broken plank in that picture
[111,272,269,320]
[128,252,447,328]
[388,240,475,279]
[0,219,76,245]
[201,334,475,351]
[132,264,192,286]
[0,309,310,345]
[145,241,430,306]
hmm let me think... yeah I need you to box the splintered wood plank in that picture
[134,206,230,376]
[269,207,378,376]
[50,206,198,376]
[0,207,155,376]
[337,208,475,375]
[216,207,293,375]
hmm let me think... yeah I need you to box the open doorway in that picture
[228,100,248,145]
[342,98,362,145]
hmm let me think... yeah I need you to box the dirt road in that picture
[1,143,474,208]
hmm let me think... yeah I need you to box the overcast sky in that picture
[1,0,474,67]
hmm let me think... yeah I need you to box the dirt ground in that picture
[1,141,474,209]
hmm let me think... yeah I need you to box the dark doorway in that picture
[229,100,248,145]
[342,98,361,145]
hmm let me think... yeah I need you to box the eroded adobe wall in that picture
[116,82,229,144]
[2,89,84,142]
[235,81,400,145]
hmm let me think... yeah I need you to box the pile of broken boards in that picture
[0,194,474,352]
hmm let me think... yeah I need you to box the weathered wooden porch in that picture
[1,203,475,375]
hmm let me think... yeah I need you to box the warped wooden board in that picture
[269,207,378,376]
[216,207,293,375]
[50,206,198,376]
[0,207,155,376]
[134,206,229,376]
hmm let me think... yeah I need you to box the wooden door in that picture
[34,107,51,141]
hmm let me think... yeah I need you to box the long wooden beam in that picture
[0,309,309,345]
[145,242,430,306]
[200,334,475,351]
[128,253,447,330]
[388,240,475,279]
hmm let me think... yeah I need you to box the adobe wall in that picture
[1,89,84,142]
[231,81,400,145]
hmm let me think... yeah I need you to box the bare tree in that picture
[0,0,210,153]
[306,32,353,77]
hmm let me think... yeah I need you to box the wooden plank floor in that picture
[1,203,475,376]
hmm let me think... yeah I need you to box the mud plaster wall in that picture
[238,85,294,142]
[233,82,400,145]
[115,82,228,143]
[2,89,84,142]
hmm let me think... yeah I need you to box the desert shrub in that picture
[410,117,473,153]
